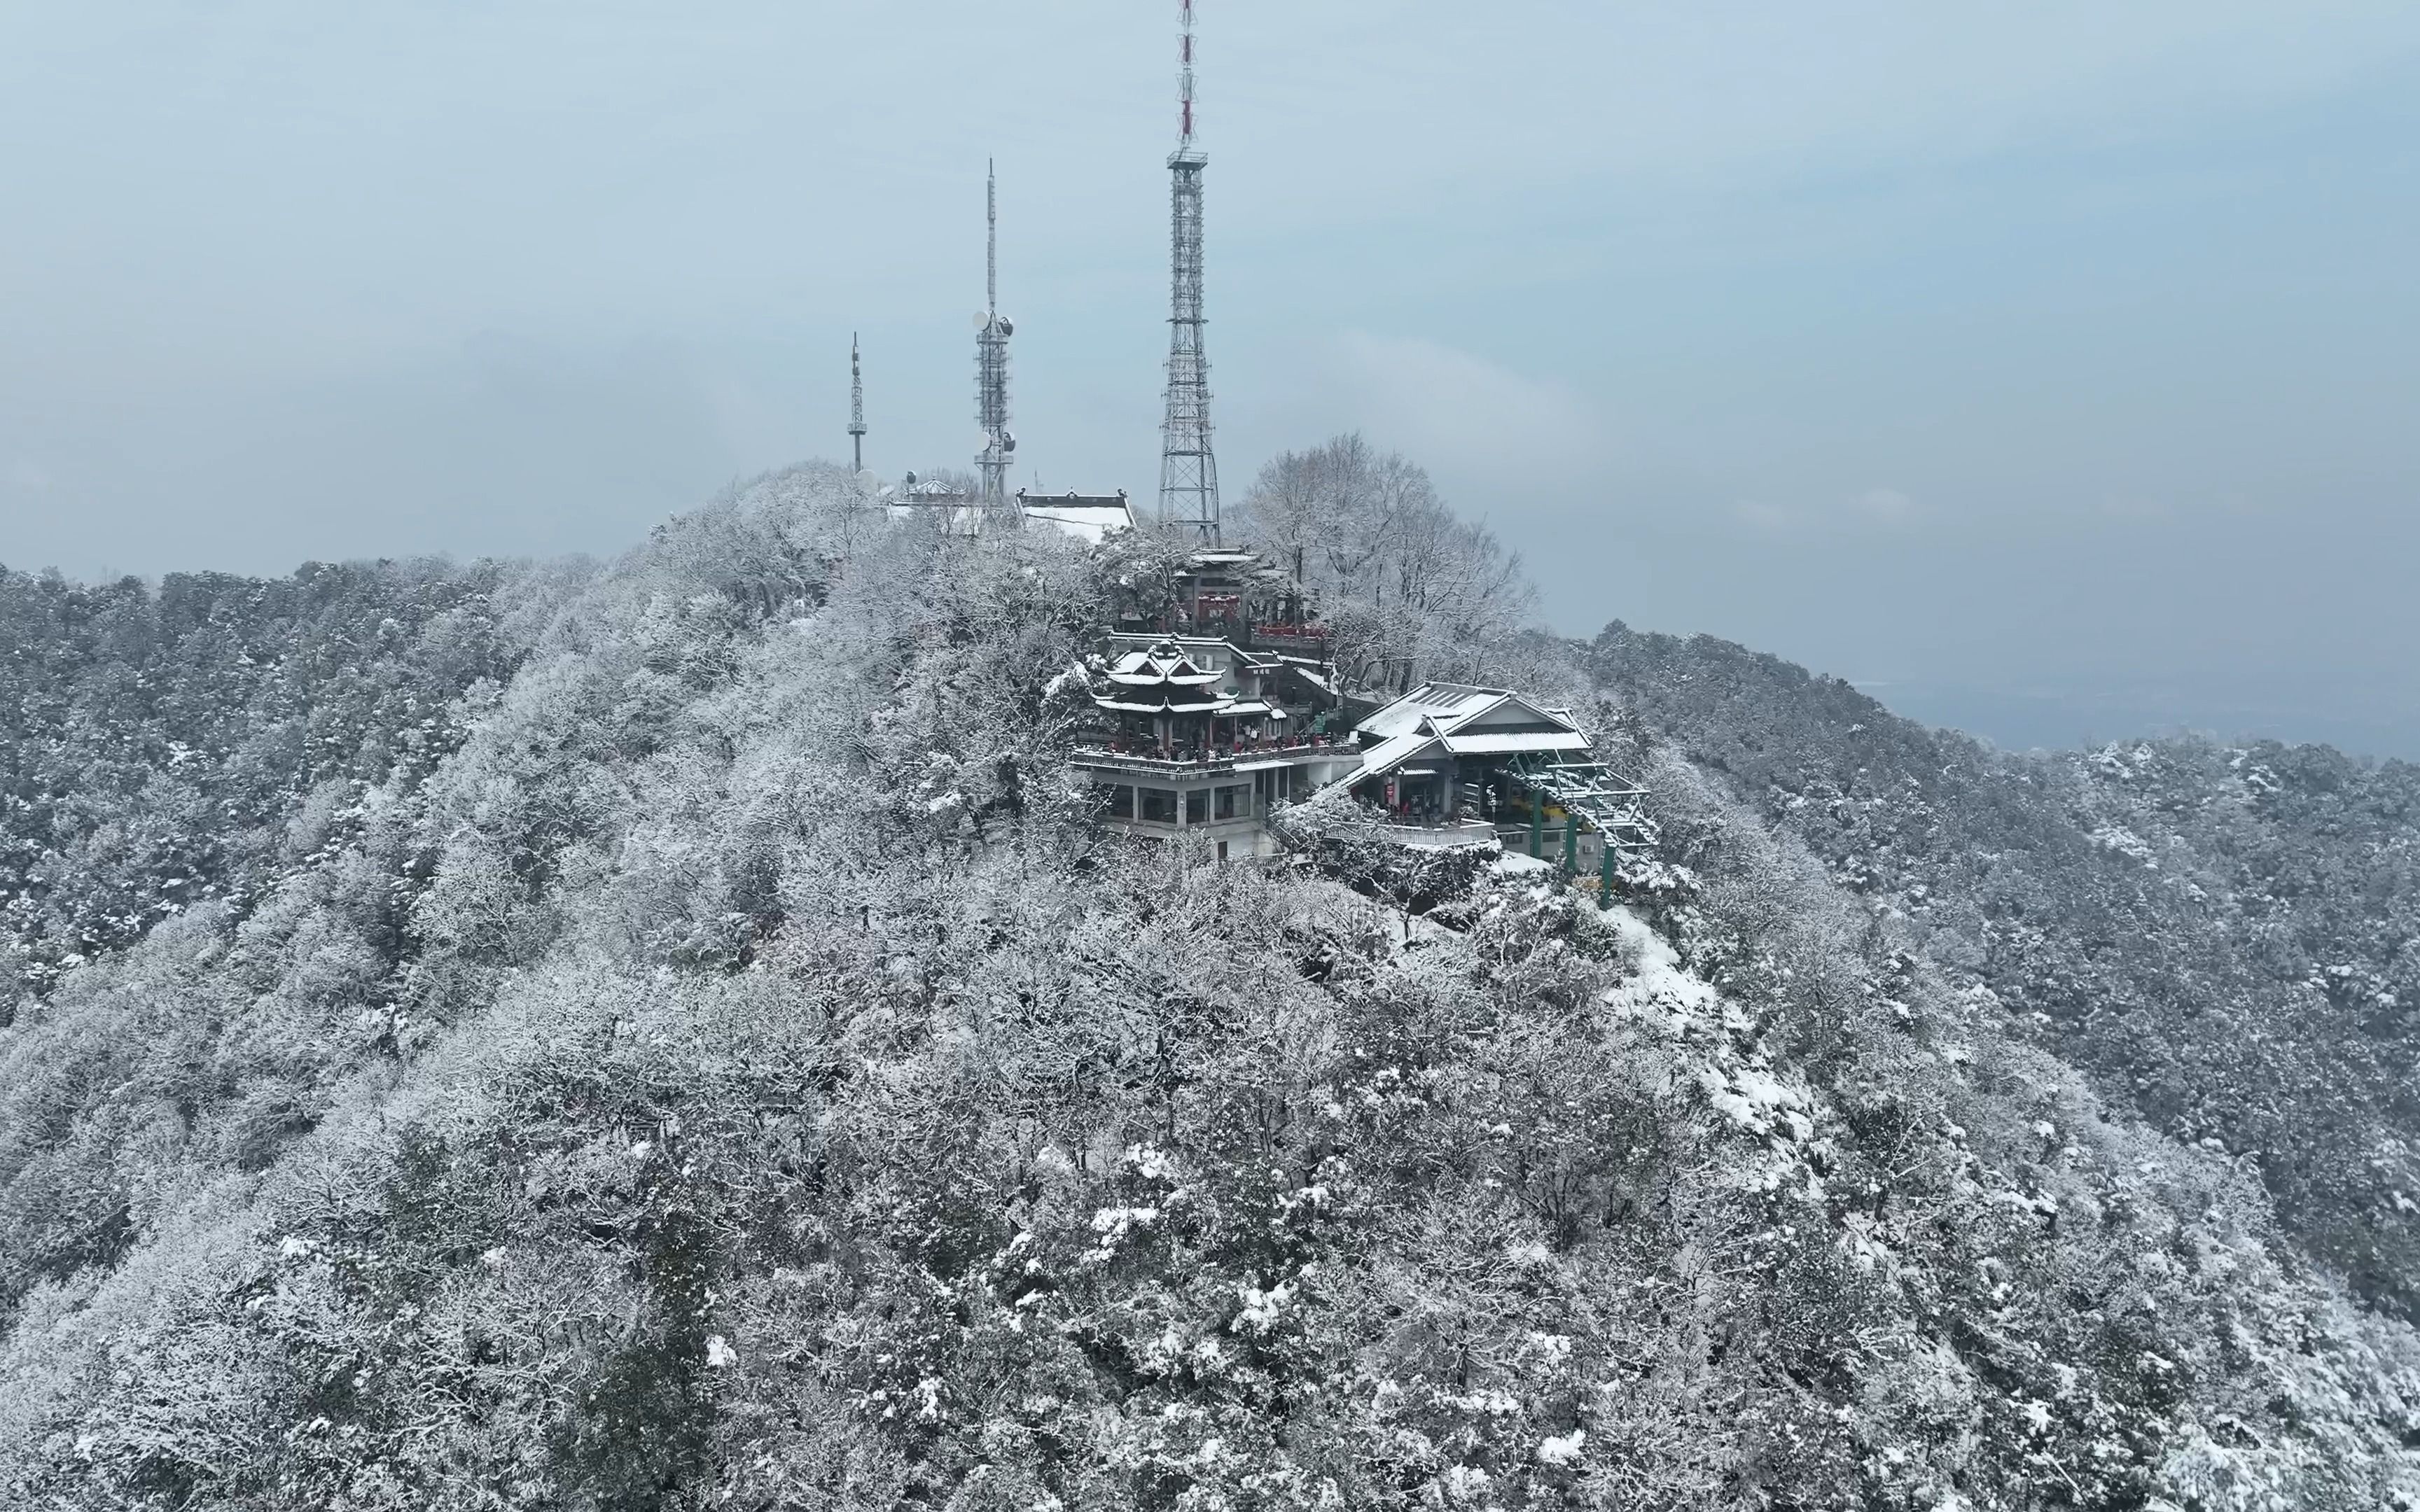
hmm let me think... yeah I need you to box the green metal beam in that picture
[1503,752,1650,855]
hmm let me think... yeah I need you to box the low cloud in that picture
[1857,486,1919,521]
[1733,490,1921,535]
[1321,331,1604,483]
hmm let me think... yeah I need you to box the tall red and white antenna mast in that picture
[1157,0,1220,542]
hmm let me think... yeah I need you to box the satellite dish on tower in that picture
[973,310,992,330]
[997,316,1015,337]
[1001,431,1017,453]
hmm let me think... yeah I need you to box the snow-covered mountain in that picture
[1,466,2413,1509]
[1593,625,2420,1320]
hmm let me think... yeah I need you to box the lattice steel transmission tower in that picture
[847,332,866,474]
[1158,0,1219,542]
[975,160,1015,506]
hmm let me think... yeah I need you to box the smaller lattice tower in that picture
[847,332,866,473]
[975,160,1015,505]
[1158,0,1219,542]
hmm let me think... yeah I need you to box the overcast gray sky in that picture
[4,2,2416,755]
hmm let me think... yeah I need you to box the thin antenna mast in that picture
[847,332,866,474]
[1158,0,1220,542]
[975,159,1014,506]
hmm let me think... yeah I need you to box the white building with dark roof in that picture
[1014,489,1136,543]
[881,483,1137,543]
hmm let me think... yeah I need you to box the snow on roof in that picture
[1319,728,1444,798]
[1104,643,1223,686]
[1096,694,1221,714]
[1438,730,1592,756]
[1356,685,1510,740]
[1356,682,1582,743]
[881,489,1133,542]
[1096,638,1310,721]
[1105,634,1281,674]
[1019,492,1136,543]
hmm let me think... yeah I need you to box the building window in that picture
[1185,788,1209,824]
[1093,782,1136,818]
[1214,784,1242,820]
[1139,787,1178,824]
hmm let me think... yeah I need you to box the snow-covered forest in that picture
[2,462,2416,1509]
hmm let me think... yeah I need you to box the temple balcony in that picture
[1069,732,1344,777]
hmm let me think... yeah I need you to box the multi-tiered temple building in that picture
[1073,632,1359,858]
[1067,547,1646,867]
